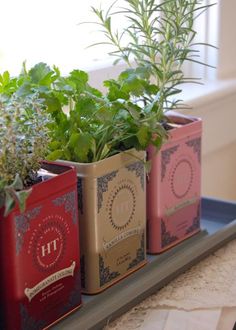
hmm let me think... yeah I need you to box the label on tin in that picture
[103,227,142,251]
[165,197,198,216]
[27,214,70,272]
[106,178,137,231]
[24,261,76,302]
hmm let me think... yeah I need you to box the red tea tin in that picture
[0,162,81,329]
[147,114,202,253]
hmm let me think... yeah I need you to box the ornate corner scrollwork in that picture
[186,137,201,163]
[97,171,118,213]
[127,232,145,270]
[99,254,120,287]
[161,219,178,249]
[126,161,145,190]
[161,145,179,181]
[15,206,42,256]
[53,190,77,224]
[20,304,46,330]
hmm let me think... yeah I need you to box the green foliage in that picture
[0,92,51,216]
[45,67,167,163]
[0,70,22,95]
[15,62,166,163]
[91,0,216,116]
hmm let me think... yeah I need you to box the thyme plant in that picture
[0,93,51,216]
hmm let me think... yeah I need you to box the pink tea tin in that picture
[147,113,202,253]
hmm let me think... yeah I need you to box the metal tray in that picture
[53,197,236,330]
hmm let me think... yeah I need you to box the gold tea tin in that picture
[61,149,146,294]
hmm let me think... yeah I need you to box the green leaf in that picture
[86,86,103,98]
[15,189,32,213]
[90,138,97,158]
[145,84,159,95]
[28,62,53,84]
[71,132,94,163]
[104,79,129,101]
[135,66,151,79]
[45,95,62,114]
[126,103,140,120]
[9,174,24,191]
[96,105,114,122]
[4,191,15,217]
[48,141,61,150]
[118,70,146,96]
[151,134,165,150]
[123,136,139,150]
[74,97,96,118]
[2,71,10,85]
[99,144,111,160]
[137,126,151,148]
[47,149,64,161]
[16,82,32,97]
[68,133,80,148]
[53,111,69,131]
[118,69,135,80]
[63,148,72,160]
[68,70,88,91]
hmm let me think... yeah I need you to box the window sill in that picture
[181,79,236,110]
[181,79,236,157]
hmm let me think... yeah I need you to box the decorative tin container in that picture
[147,114,202,253]
[0,162,81,330]
[62,149,147,294]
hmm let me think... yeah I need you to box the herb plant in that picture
[14,62,166,163]
[91,0,215,118]
[46,68,167,162]
[0,93,51,216]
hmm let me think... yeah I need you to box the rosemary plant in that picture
[91,0,215,118]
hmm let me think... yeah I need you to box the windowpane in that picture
[0,0,218,79]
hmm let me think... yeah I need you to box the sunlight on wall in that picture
[0,0,116,74]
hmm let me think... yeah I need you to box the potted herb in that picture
[91,0,214,253]
[46,67,160,294]
[16,62,164,293]
[0,92,81,329]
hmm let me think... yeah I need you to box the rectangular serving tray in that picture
[1,198,231,330]
[52,197,236,329]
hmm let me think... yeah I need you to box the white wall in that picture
[201,0,236,200]
[203,142,236,201]
[218,0,236,79]
[185,80,236,201]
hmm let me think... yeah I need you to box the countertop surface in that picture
[104,239,236,330]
